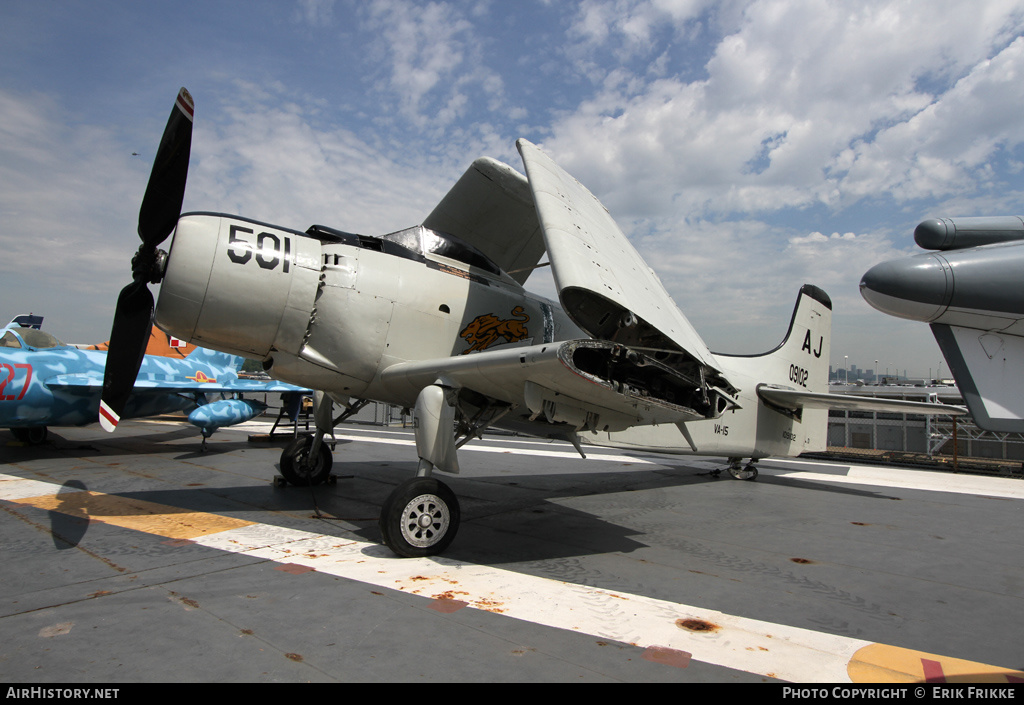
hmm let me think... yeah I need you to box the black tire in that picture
[12,426,47,445]
[380,477,460,558]
[279,434,333,486]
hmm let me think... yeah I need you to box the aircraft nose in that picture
[859,254,953,322]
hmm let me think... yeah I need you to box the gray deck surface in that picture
[2,419,1022,683]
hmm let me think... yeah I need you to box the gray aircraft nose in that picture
[859,254,952,322]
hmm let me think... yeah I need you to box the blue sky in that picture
[2,0,1023,379]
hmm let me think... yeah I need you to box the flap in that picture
[516,139,733,394]
[423,157,546,285]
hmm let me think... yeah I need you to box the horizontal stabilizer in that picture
[757,385,966,416]
[932,323,1024,432]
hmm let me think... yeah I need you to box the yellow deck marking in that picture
[12,490,253,540]
[849,643,1024,683]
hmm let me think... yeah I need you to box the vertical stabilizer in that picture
[757,284,832,395]
[714,284,833,455]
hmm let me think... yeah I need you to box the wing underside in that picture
[931,323,1024,432]
[382,340,724,433]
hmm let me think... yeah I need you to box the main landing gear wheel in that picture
[380,477,460,558]
[279,434,333,486]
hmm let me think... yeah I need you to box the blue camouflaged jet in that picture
[0,318,308,446]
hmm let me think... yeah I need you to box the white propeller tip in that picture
[98,401,120,433]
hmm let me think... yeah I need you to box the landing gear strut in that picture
[278,434,334,486]
[379,384,462,557]
[275,394,368,486]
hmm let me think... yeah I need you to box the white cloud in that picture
[543,0,1024,220]
[0,89,145,339]
[838,37,1024,201]
[187,83,452,234]
[360,0,506,130]
[295,0,336,26]
[4,0,1023,372]
[567,0,710,61]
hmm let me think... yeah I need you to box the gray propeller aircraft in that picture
[861,216,1024,433]
[101,88,964,557]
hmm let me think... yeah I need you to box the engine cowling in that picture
[155,213,321,359]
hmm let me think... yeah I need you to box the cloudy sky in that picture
[2,0,1023,379]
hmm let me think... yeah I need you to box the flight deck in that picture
[1,419,1023,684]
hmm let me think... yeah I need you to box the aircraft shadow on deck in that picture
[24,454,901,565]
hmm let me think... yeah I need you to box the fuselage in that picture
[156,215,584,406]
[154,214,832,460]
[0,328,194,428]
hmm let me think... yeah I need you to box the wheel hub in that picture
[400,494,450,548]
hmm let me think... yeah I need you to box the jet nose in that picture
[859,254,953,322]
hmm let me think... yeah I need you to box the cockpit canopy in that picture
[381,226,503,277]
[306,224,505,278]
[0,328,66,350]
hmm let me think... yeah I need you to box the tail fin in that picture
[765,284,832,393]
[719,285,832,394]
[10,314,43,329]
[86,325,197,358]
[713,285,832,455]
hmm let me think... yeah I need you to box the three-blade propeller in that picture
[99,88,193,431]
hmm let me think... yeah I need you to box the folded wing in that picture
[516,139,735,404]
[423,157,546,285]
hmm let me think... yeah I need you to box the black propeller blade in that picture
[99,87,193,432]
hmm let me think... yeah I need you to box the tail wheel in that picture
[729,462,758,481]
[279,434,333,486]
[380,477,460,557]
